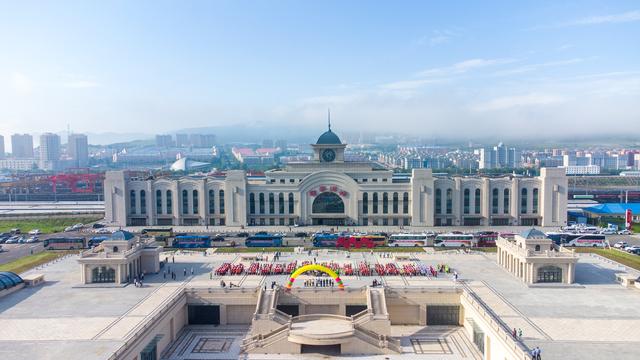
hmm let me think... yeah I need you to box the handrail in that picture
[460,282,530,360]
[291,314,351,323]
[107,285,186,360]
[353,325,401,353]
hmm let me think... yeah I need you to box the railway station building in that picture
[104,126,568,228]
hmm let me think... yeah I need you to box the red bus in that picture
[475,231,498,247]
[337,235,386,249]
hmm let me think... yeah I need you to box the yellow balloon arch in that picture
[285,264,344,289]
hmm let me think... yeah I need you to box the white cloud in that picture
[416,58,516,77]
[379,79,440,91]
[569,10,640,26]
[62,80,101,88]
[11,72,32,94]
[493,58,584,76]
[472,93,566,112]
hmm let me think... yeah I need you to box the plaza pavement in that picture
[0,247,639,359]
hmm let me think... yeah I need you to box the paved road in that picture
[0,242,44,266]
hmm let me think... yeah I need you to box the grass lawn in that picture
[434,246,497,252]
[0,250,78,274]
[574,248,640,271]
[0,216,103,234]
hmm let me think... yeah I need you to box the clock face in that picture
[322,149,336,162]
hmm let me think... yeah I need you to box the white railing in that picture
[460,283,530,360]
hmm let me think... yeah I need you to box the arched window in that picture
[288,193,294,214]
[192,190,199,214]
[269,193,275,214]
[372,193,379,214]
[249,193,255,214]
[182,190,188,214]
[166,190,172,214]
[140,190,146,214]
[403,192,409,214]
[446,189,453,214]
[156,190,162,215]
[535,244,541,251]
[278,193,284,214]
[219,190,225,214]
[520,188,528,214]
[435,189,442,214]
[312,192,344,213]
[392,192,399,214]
[382,192,389,214]
[112,246,119,253]
[463,189,470,214]
[474,188,481,214]
[362,192,369,214]
[208,190,215,214]
[492,188,499,214]
[532,188,539,214]
[259,193,265,214]
[503,188,509,214]
[130,190,136,214]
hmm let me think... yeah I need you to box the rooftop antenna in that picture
[327,108,331,131]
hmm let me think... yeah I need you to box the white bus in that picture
[388,233,432,247]
[434,233,475,247]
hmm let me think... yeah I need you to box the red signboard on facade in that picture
[626,209,633,229]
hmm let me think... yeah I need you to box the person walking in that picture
[512,328,517,339]
[531,348,537,360]
[518,328,523,339]
[183,268,187,277]
[163,271,166,279]
[191,267,194,275]
[535,347,541,360]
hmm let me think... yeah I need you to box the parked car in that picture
[28,229,41,235]
[618,229,633,235]
[10,228,21,234]
[236,232,249,238]
[625,246,640,253]
[6,236,21,244]
[26,236,39,243]
[94,228,112,234]
[212,235,225,242]
[613,241,628,249]
[600,229,617,235]
[72,223,84,230]
[92,223,106,229]
[629,248,640,255]
[64,226,75,232]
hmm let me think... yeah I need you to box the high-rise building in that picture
[0,135,4,159]
[189,134,216,148]
[68,133,89,168]
[39,133,61,170]
[155,134,174,147]
[479,147,495,169]
[479,143,520,169]
[175,134,189,147]
[507,148,521,168]
[11,134,34,158]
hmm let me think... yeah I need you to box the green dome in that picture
[316,129,342,145]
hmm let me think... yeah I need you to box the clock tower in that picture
[311,113,347,163]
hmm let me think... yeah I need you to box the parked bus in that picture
[388,233,431,247]
[88,236,109,247]
[545,233,606,247]
[312,233,339,247]
[245,234,283,247]
[336,235,386,249]
[43,237,86,250]
[172,235,211,248]
[474,231,499,247]
[434,233,475,247]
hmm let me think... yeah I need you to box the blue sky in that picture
[1,0,639,145]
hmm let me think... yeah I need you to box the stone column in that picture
[219,304,227,325]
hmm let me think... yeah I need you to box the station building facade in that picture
[104,127,568,228]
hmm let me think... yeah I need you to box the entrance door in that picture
[188,305,220,325]
[312,218,345,226]
[276,304,299,317]
[426,305,460,325]
[301,344,341,355]
[345,305,368,317]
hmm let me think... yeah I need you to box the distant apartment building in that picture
[39,133,61,170]
[155,135,174,147]
[190,134,216,148]
[68,133,89,168]
[0,135,4,159]
[275,139,287,150]
[11,134,34,158]
[175,134,189,147]
[561,165,600,175]
[479,143,520,169]
[0,159,37,171]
